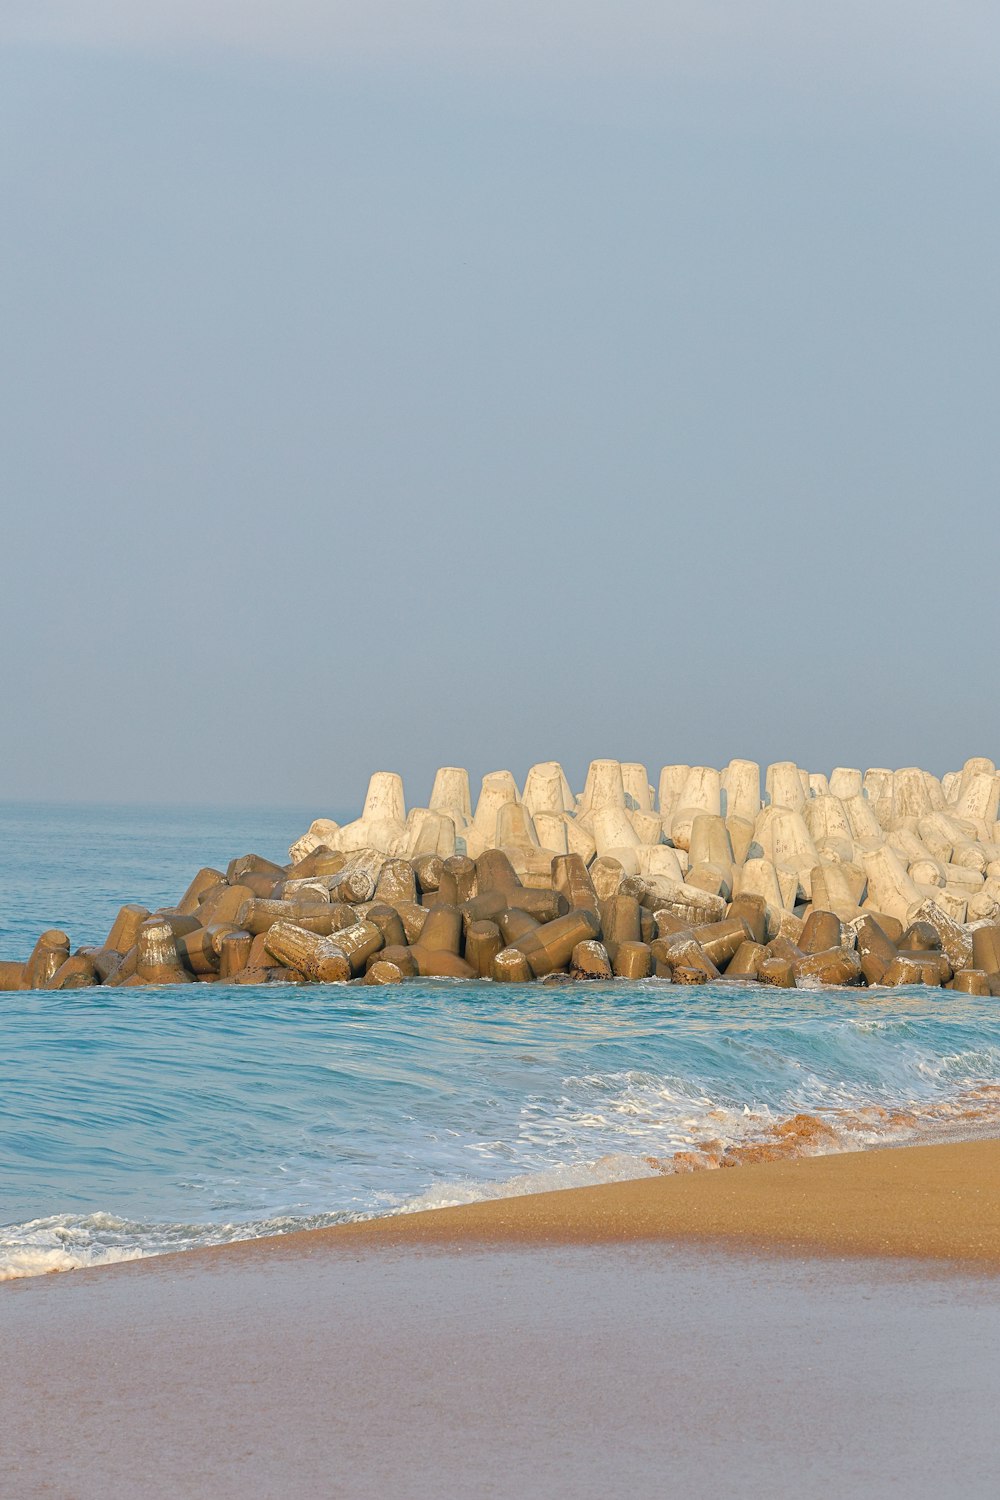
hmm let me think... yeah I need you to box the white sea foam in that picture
[0,1245,145,1281]
[0,1208,354,1281]
[394,1152,659,1215]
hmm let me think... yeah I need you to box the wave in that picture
[6,1081,1000,1282]
[6,984,1000,1281]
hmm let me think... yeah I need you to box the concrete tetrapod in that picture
[403,809,456,860]
[50,953,101,990]
[654,765,687,832]
[766,762,806,812]
[951,970,990,995]
[106,904,151,955]
[721,759,761,824]
[570,940,614,980]
[522,761,573,817]
[612,940,653,979]
[861,845,923,925]
[510,909,601,978]
[465,772,520,858]
[375,859,418,908]
[798,910,843,955]
[726,941,767,981]
[532,812,570,856]
[670,768,722,852]
[436,855,477,906]
[662,938,720,983]
[218,931,252,980]
[135,920,192,986]
[599,895,641,964]
[288,818,341,864]
[491,948,534,983]
[22,930,71,989]
[429,766,473,825]
[726,893,768,945]
[551,854,598,914]
[263,922,351,982]
[363,961,404,985]
[578,760,627,819]
[465,921,503,977]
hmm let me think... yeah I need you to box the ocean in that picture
[2,802,1000,1280]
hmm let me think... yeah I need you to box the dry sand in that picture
[3,1139,1000,1499]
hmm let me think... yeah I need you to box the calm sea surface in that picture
[2,803,1000,1279]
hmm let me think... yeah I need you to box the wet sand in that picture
[4,1244,1000,1499]
[3,1139,1000,1498]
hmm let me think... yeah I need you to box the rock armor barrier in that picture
[5,755,1000,995]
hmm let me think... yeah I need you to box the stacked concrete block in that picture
[5,754,1000,994]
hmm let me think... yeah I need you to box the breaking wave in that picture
[4,981,1000,1279]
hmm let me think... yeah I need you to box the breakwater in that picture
[3,758,1000,993]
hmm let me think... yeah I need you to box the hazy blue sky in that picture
[1,4,997,812]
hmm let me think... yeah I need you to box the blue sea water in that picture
[0,801,326,963]
[2,803,1000,1279]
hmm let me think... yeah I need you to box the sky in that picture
[1,3,997,812]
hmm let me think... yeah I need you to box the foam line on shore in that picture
[228,1136,1000,1268]
[42,1135,997,1279]
[6,1097,1000,1282]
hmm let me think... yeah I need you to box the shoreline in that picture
[5,1139,999,1500]
[6,1134,999,1499]
[8,1133,997,1289]
[188,1133,1000,1272]
[7,979,1000,1285]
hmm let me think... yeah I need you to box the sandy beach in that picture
[4,1138,999,1499]
[235,1132,1000,1267]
